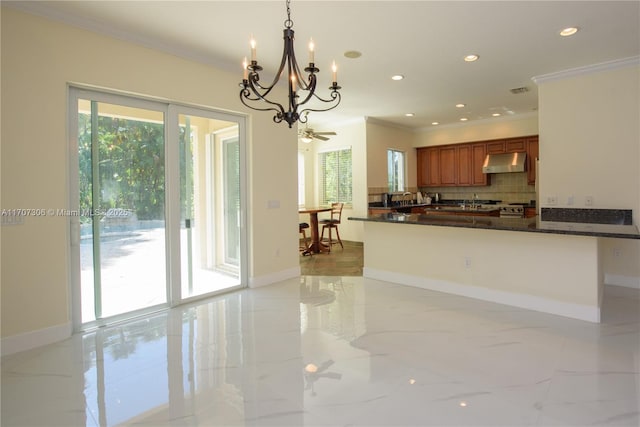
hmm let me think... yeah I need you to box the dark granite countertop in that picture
[348,212,640,240]
[368,202,500,214]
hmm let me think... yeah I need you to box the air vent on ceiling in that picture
[510,86,530,94]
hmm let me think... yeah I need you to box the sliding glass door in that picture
[177,111,243,300]
[69,89,246,330]
[74,97,168,323]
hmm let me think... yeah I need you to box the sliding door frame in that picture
[69,87,248,332]
[167,104,248,306]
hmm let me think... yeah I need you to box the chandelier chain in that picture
[284,0,293,28]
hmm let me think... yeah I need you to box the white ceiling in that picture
[8,1,640,130]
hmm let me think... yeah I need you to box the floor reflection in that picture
[81,295,249,425]
[2,277,639,426]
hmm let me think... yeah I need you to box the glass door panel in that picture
[77,98,167,323]
[179,114,241,299]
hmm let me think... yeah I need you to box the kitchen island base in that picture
[362,222,603,323]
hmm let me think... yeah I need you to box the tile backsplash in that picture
[368,172,536,205]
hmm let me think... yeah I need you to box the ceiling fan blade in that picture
[314,135,330,141]
[314,132,337,135]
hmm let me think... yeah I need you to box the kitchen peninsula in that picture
[349,210,638,323]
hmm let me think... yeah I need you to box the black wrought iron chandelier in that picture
[240,0,341,128]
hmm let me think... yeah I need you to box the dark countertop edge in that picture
[348,215,640,240]
[368,204,501,213]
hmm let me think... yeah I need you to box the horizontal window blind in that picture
[319,148,352,205]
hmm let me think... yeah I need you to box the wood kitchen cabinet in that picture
[439,146,457,185]
[486,141,505,154]
[457,145,472,185]
[417,147,440,186]
[526,136,539,185]
[506,138,527,153]
[471,143,488,185]
[417,143,488,187]
[416,135,538,187]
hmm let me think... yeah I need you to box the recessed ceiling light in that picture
[405,113,414,117]
[456,103,466,108]
[464,54,479,62]
[559,27,579,37]
[431,122,439,126]
[492,113,501,117]
[391,75,404,81]
[460,117,468,121]
[344,50,362,59]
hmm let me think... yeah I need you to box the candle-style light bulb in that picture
[332,61,337,84]
[250,35,256,62]
[242,57,248,80]
[308,38,315,64]
[291,75,297,92]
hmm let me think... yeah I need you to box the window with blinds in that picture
[319,148,352,205]
[387,149,406,192]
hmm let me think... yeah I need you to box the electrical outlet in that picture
[546,195,557,205]
[613,248,622,258]
[585,196,593,206]
[567,195,574,205]
[464,256,472,269]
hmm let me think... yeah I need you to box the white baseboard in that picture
[364,268,601,323]
[605,274,640,289]
[1,322,72,356]
[249,267,300,288]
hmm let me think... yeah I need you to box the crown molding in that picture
[532,56,640,85]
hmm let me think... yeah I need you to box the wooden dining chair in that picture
[319,202,344,251]
[299,222,311,255]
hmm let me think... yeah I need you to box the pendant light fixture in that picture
[239,0,342,128]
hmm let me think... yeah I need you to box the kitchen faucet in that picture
[402,192,412,206]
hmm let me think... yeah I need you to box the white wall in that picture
[1,8,300,343]
[536,60,640,286]
[415,114,539,147]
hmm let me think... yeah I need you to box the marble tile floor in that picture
[2,277,639,426]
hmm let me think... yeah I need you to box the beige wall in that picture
[1,8,300,341]
[363,221,602,322]
[536,62,640,285]
[298,118,367,242]
[364,118,418,189]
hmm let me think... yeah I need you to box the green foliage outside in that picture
[78,113,171,222]
[320,148,352,205]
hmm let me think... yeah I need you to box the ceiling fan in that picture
[298,125,336,143]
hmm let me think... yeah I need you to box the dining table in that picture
[298,206,332,254]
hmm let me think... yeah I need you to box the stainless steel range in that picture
[497,204,525,218]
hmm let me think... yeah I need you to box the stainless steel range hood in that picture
[482,152,527,173]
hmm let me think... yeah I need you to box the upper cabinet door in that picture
[417,147,440,186]
[506,138,527,153]
[457,145,472,185]
[439,146,457,186]
[486,141,505,154]
[472,143,488,186]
